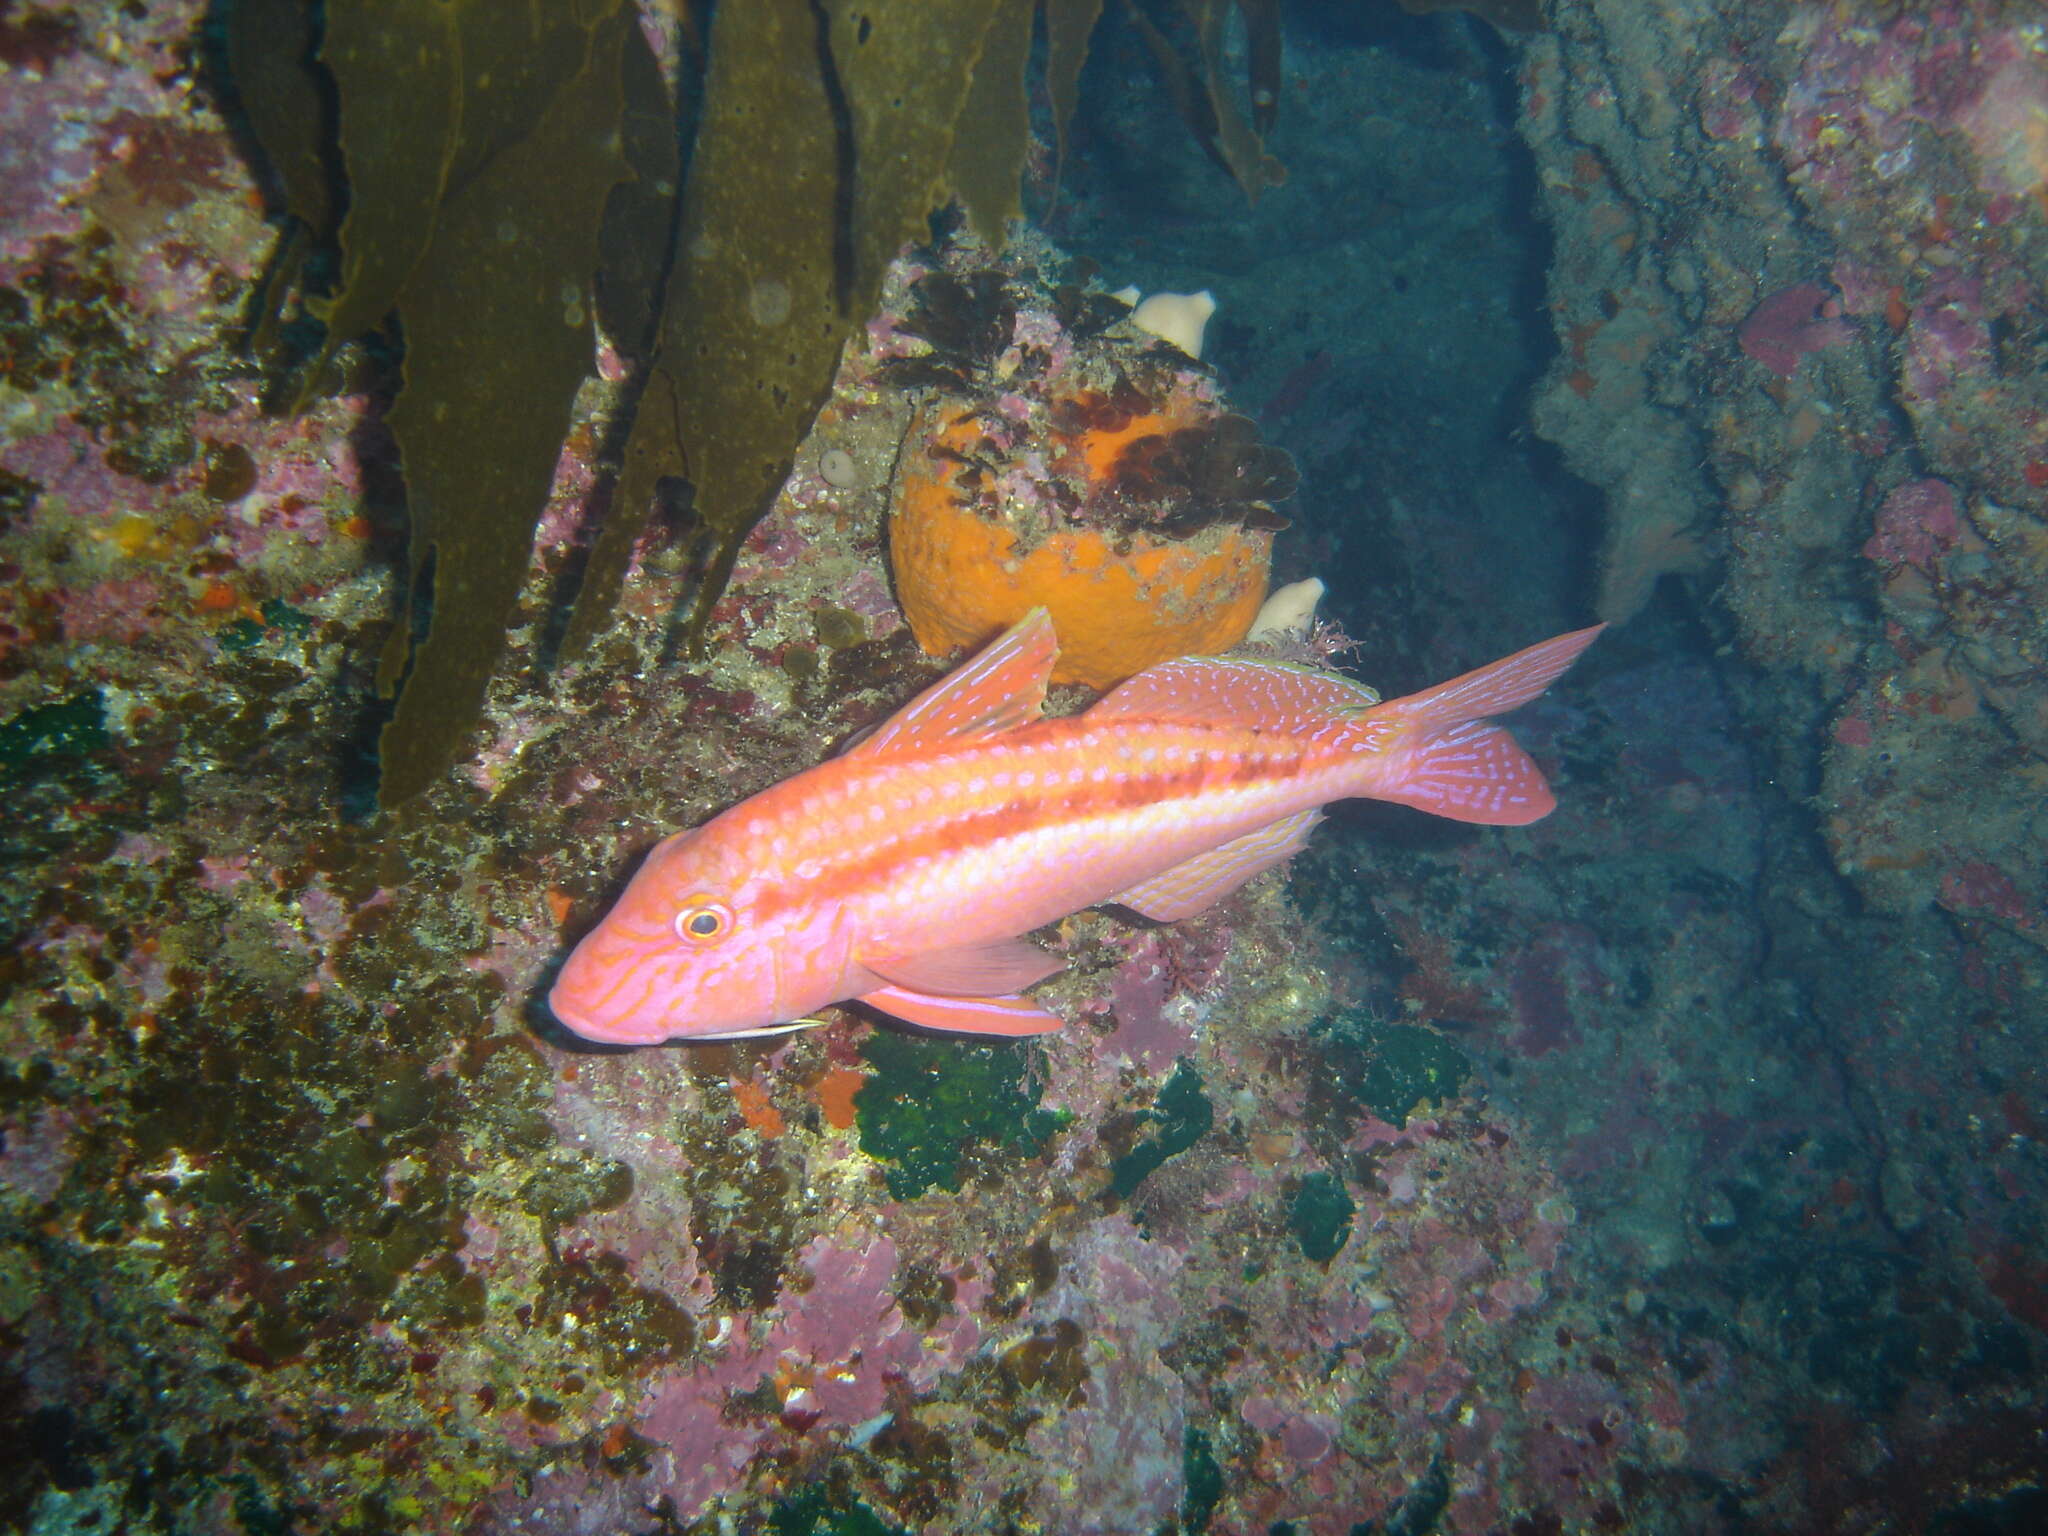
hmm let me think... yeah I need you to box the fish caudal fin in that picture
[1368,625,1603,827]
[1375,720,1557,825]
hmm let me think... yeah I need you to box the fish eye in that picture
[674,900,734,943]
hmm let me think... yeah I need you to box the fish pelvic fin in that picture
[862,939,1066,998]
[1363,625,1603,826]
[684,1018,829,1042]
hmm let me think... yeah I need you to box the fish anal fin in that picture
[847,609,1057,758]
[1112,809,1323,921]
[1088,656,1379,729]
[862,939,1066,998]
[858,984,1064,1037]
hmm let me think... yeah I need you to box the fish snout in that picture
[549,924,673,1044]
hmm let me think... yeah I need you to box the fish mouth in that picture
[548,977,820,1046]
[550,991,823,1047]
[547,976,670,1045]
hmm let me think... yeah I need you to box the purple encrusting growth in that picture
[1736,282,1854,377]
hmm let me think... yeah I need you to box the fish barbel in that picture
[550,609,1600,1044]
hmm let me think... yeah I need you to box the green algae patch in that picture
[1290,1171,1356,1264]
[1182,1425,1225,1532]
[0,692,108,788]
[770,1484,910,1536]
[856,1033,1065,1200]
[260,598,313,636]
[1108,1057,1214,1201]
[220,602,309,656]
[1316,1012,1472,1128]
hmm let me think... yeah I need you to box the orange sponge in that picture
[889,406,1273,689]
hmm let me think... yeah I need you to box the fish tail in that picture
[1359,625,1603,826]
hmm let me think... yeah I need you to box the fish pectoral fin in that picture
[858,984,1065,1037]
[1111,809,1323,921]
[861,938,1066,998]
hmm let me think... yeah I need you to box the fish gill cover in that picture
[227,0,1291,806]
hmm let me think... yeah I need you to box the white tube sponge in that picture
[1246,577,1325,640]
[1129,289,1217,360]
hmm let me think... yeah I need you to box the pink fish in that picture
[550,610,1600,1044]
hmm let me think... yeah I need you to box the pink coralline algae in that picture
[1951,32,2048,198]
[54,574,163,644]
[1241,1393,1337,1464]
[1098,928,1209,1070]
[1828,258,1898,320]
[1773,7,1975,204]
[1863,477,1961,571]
[1517,1368,1635,1516]
[1186,1112,1583,1534]
[0,4,207,273]
[1902,273,1994,406]
[1021,1215,1187,1536]
[611,1230,983,1522]
[1938,860,2035,929]
[1506,924,1611,1058]
[1695,57,1765,143]
[0,1106,79,1205]
[1738,283,1854,376]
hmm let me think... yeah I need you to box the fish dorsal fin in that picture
[1088,655,1379,731]
[848,609,1058,759]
